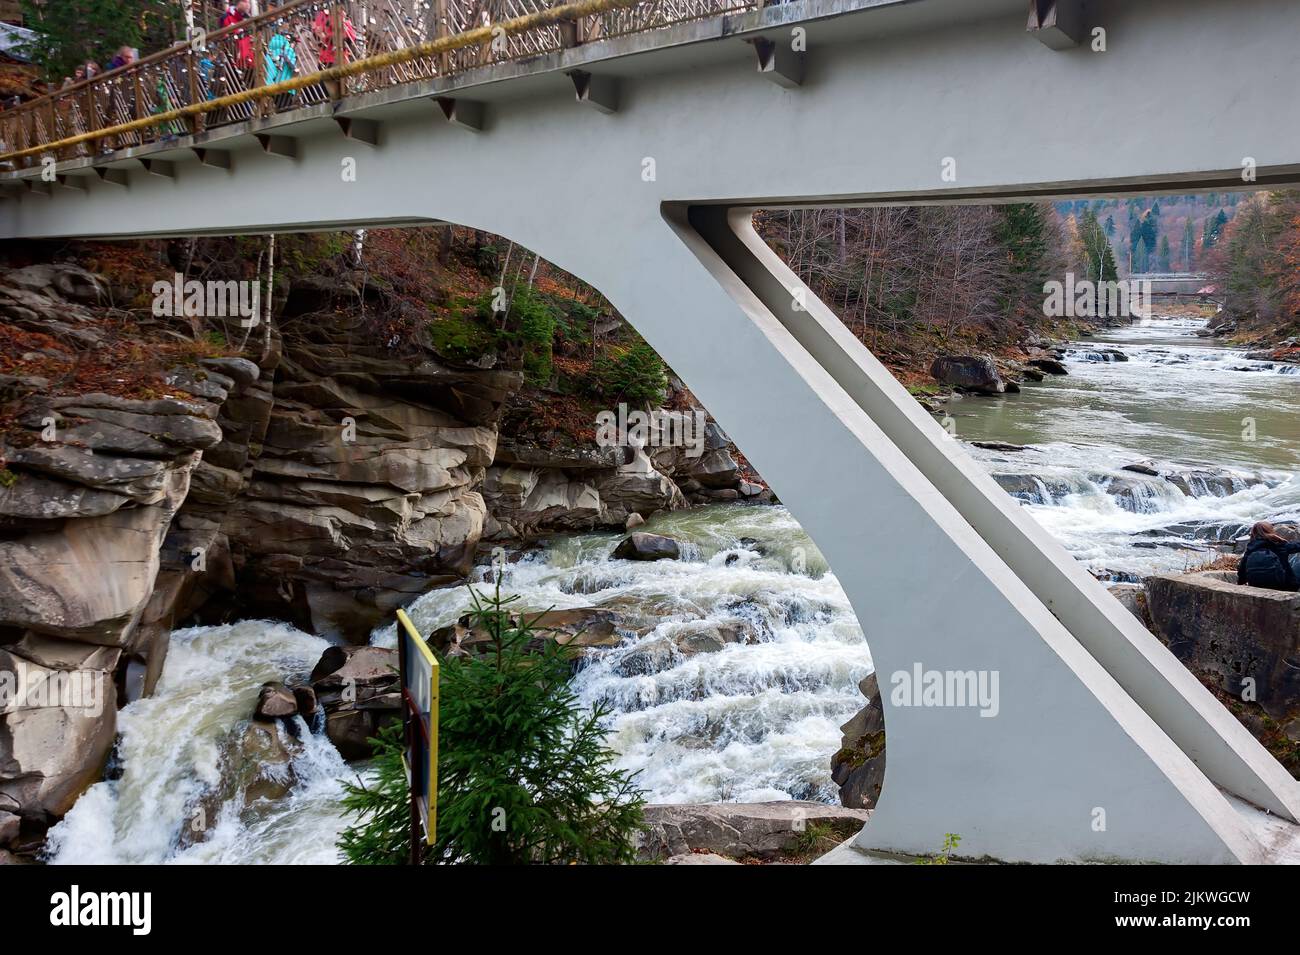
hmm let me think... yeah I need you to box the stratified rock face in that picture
[0,464,192,646]
[1147,571,1300,720]
[0,647,117,824]
[482,466,605,536]
[930,355,1007,395]
[0,260,238,843]
[222,343,521,643]
[481,438,688,539]
[831,673,886,811]
[0,260,776,848]
[638,802,871,862]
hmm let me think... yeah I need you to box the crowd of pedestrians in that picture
[57,1,357,99]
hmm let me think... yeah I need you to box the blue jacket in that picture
[265,33,298,86]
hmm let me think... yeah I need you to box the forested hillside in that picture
[1055,194,1243,275]
[1205,191,1300,343]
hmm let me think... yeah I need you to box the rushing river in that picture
[47,313,1300,863]
[957,314,1300,578]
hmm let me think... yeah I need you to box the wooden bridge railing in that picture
[0,0,758,168]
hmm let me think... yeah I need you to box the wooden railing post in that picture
[187,48,206,135]
[254,22,269,117]
[332,6,346,97]
[435,0,449,75]
[133,69,146,149]
[83,82,96,155]
[44,98,56,163]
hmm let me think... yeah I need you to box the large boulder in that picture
[831,673,886,810]
[253,682,299,721]
[2,263,107,305]
[1164,468,1263,498]
[0,648,117,827]
[612,532,681,562]
[615,620,755,676]
[1029,357,1068,375]
[309,645,401,760]
[683,449,741,490]
[930,355,1007,395]
[182,719,301,846]
[1146,571,1300,720]
[638,802,871,861]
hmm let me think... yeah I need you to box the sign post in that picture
[396,609,438,864]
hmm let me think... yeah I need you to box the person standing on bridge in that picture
[264,16,300,109]
[106,46,138,71]
[221,1,256,71]
[1237,522,1300,592]
[311,5,357,99]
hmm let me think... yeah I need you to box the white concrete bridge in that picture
[3,0,1300,864]
[1130,272,1213,296]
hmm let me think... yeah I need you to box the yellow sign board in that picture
[397,609,439,847]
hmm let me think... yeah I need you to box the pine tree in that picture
[19,0,178,82]
[1157,235,1172,272]
[337,721,418,865]
[337,573,646,865]
[993,203,1053,318]
[592,340,668,406]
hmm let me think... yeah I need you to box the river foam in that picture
[45,621,354,864]
[45,314,1299,862]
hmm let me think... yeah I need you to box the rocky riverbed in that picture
[5,261,1298,864]
[0,261,765,859]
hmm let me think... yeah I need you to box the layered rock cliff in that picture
[0,256,763,854]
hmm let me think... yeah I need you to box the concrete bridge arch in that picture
[5,0,1300,863]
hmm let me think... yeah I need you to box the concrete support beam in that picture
[568,70,619,113]
[1027,0,1085,49]
[141,159,175,179]
[94,168,129,187]
[334,117,380,146]
[56,175,88,192]
[23,180,53,197]
[435,97,484,131]
[256,134,298,159]
[192,147,231,169]
[752,37,805,88]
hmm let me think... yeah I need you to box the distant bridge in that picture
[3,0,1300,865]
[1129,272,1213,295]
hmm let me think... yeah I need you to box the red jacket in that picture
[312,10,357,67]
[220,8,254,68]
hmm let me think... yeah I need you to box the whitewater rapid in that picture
[46,312,1299,863]
[957,314,1300,578]
[384,506,873,805]
[46,623,352,864]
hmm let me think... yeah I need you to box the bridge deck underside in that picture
[4,0,1300,863]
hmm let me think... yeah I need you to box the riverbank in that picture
[0,250,768,860]
[5,244,1299,864]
